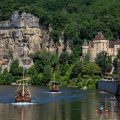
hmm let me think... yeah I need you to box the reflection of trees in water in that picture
[14,106,33,120]
[38,100,71,120]
[0,105,33,120]
[110,101,117,119]
[41,101,67,120]
[98,97,120,120]
[114,100,120,119]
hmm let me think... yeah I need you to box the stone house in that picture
[82,32,120,61]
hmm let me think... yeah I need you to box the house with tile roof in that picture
[82,32,120,61]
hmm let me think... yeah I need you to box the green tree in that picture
[59,52,69,64]
[32,51,51,72]
[83,52,91,62]
[66,3,79,13]
[1,69,14,84]
[50,30,60,43]
[95,51,112,73]
[28,66,43,85]
[42,65,52,85]
[10,60,23,76]
[113,49,120,73]
[83,62,101,76]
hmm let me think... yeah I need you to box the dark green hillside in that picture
[1,0,120,87]
[1,0,120,51]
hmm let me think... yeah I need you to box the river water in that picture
[0,85,119,120]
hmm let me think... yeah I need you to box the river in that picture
[0,85,119,120]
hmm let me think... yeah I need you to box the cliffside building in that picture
[0,11,71,72]
[82,32,120,61]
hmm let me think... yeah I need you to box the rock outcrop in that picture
[0,11,71,71]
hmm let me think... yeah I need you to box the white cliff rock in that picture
[0,11,71,65]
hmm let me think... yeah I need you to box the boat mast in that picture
[53,71,55,81]
[22,43,26,97]
[52,64,56,86]
[22,18,27,97]
[22,67,25,96]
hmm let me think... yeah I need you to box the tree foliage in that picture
[1,0,120,55]
[95,51,112,73]
[0,0,116,87]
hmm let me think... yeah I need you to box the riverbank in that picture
[0,85,118,120]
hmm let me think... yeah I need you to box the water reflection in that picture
[0,86,120,120]
[96,93,120,120]
[14,106,32,120]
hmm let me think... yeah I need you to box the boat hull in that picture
[49,85,59,92]
[15,96,31,103]
[50,89,59,92]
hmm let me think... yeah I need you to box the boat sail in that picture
[15,43,31,102]
[15,70,31,103]
[49,64,59,92]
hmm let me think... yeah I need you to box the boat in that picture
[49,67,60,92]
[110,96,116,101]
[95,109,109,114]
[102,75,114,81]
[49,81,59,92]
[15,73,31,103]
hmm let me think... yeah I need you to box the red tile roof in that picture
[94,32,106,40]
[109,40,120,48]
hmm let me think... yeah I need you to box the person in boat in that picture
[99,105,104,113]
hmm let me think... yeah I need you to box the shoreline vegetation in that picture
[1,0,120,88]
[0,50,120,89]
[0,51,101,89]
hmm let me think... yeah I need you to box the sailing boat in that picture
[15,43,31,102]
[15,70,31,103]
[49,65,59,92]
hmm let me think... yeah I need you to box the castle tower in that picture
[92,32,108,59]
[10,11,19,28]
[82,39,89,56]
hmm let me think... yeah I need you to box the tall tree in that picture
[95,51,112,73]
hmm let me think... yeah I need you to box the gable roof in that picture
[83,39,88,46]
[94,32,106,40]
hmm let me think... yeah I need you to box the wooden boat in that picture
[95,109,109,114]
[48,63,60,92]
[49,69,60,92]
[15,74,31,102]
[49,81,59,92]
[15,88,31,103]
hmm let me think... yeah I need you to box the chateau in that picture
[82,32,120,61]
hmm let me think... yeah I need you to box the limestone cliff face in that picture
[0,11,71,60]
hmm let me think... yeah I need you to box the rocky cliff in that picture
[0,11,71,60]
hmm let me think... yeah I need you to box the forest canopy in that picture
[1,0,119,87]
[0,0,120,52]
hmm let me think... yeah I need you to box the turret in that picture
[93,32,108,56]
[82,39,89,56]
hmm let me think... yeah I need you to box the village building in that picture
[82,32,120,61]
